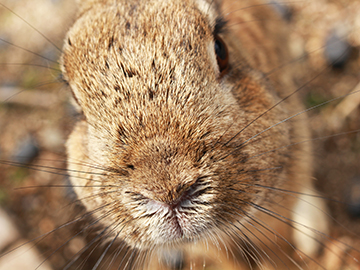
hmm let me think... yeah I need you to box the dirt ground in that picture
[0,0,359,269]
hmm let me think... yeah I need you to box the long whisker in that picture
[233,91,360,153]
[0,3,62,52]
[0,202,111,261]
[0,62,61,71]
[247,201,360,265]
[222,83,360,158]
[53,205,123,270]
[218,217,275,269]
[92,219,131,270]
[226,199,325,269]
[0,38,58,63]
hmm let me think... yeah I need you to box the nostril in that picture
[128,176,207,207]
[175,176,201,195]
[125,191,148,201]
[126,164,135,170]
[175,183,186,194]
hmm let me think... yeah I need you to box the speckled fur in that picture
[61,0,325,268]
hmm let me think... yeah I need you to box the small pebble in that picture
[324,30,351,69]
[12,136,39,164]
[269,1,292,21]
[346,177,360,218]
[162,249,184,270]
[0,34,11,50]
[0,208,19,251]
[40,127,64,151]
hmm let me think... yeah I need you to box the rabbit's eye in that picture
[214,35,229,75]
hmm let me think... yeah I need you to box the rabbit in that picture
[1,0,360,269]
[62,0,328,269]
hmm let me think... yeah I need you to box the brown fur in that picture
[61,0,326,268]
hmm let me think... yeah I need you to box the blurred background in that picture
[0,0,359,269]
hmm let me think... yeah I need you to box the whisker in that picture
[222,87,360,162]
[247,201,360,266]
[234,90,360,154]
[0,38,58,64]
[218,217,273,269]
[14,184,118,190]
[216,174,360,268]
[251,181,360,243]
[0,3,62,52]
[0,62,61,71]
[225,200,322,269]
[240,214,308,269]
[55,205,124,270]
[244,129,360,163]
[1,154,127,176]
[265,27,357,76]
[0,160,126,184]
[220,198,305,268]
[218,0,303,22]
[62,190,119,210]
[91,219,131,270]
[0,202,111,261]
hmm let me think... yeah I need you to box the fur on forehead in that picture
[75,0,220,23]
[62,0,221,93]
[62,0,226,128]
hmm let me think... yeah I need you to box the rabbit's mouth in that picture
[150,199,198,239]
[130,190,213,244]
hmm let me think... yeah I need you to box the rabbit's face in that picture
[62,0,302,257]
